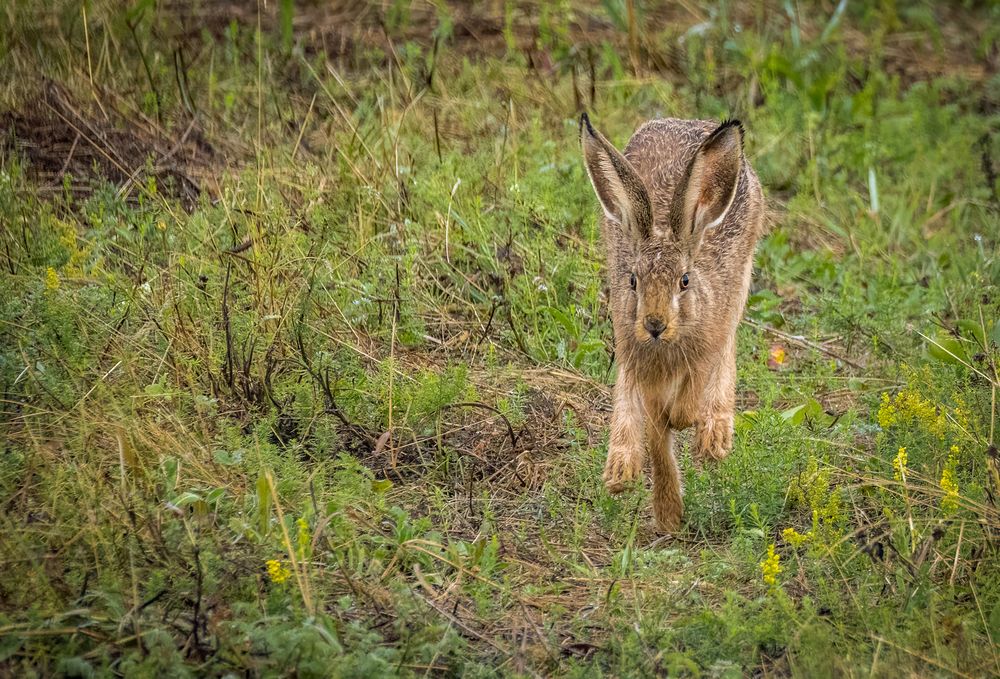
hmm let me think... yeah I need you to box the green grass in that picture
[1,1,999,676]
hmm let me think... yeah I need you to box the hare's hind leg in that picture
[603,370,645,493]
[694,337,736,464]
[649,419,683,532]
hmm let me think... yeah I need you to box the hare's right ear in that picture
[580,113,652,241]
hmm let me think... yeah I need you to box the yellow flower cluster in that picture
[266,559,291,584]
[782,527,809,548]
[876,392,897,429]
[789,456,830,509]
[940,445,960,513]
[56,217,91,276]
[893,447,908,482]
[760,543,782,585]
[787,456,847,550]
[951,396,971,433]
[877,389,948,438]
[45,267,60,291]
[296,517,311,560]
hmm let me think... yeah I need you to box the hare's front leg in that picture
[649,418,683,532]
[603,371,645,493]
[694,338,736,464]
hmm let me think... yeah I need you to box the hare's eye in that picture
[680,273,690,290]
[629,273,637,291]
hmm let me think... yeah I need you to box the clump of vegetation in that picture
[1,1,998,676]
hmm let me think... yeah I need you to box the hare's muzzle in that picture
[643,315,666,339]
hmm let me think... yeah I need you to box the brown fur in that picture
[580,113,765,531]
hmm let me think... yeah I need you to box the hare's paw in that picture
[653,493,683,533]
[603,447,642,494]
[694,416,733,464]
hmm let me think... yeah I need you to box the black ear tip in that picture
[580,111,595,136]
[719,117,744,138]
[709,118,744,149]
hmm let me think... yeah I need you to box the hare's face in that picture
[629,240,693,344]
[581,113,745,345]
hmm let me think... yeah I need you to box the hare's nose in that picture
[644,316,666,339]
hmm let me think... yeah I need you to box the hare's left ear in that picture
[675,119,744,243]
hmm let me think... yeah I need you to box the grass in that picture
[1,0,999,676]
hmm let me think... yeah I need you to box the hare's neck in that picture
[627,342,700,383]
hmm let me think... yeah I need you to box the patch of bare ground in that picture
[164,1,996,87]
[0,81,220,209]
[360,360,610,487]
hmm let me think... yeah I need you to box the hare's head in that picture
[580,113,744,345]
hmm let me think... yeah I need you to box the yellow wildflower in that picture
[45,267,60,291]
[296,517,311,560]
[877,392,897,429]
[893,447,908,482]
[940,450,960,513]
[877,389,949,438]
[760,543,783,586]
[782,527,809,548]
[55,218,89,276]
[266,559,291,584]
[952,396,971,433]
[57,222,76,252]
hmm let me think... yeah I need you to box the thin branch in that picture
[743,318,866,370]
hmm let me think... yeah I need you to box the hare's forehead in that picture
[637,241,684,272]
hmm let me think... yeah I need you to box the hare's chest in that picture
[645,371,699,430]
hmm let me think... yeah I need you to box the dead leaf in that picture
[768,344,787,370]
[373,430,392,456]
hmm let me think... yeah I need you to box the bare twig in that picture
[743,318,866,370]
[438,401,518,450]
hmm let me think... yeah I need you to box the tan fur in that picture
[580,114,765,532]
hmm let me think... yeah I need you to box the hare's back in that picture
[623,118,717,213]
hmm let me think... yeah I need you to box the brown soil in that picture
[358,364,610,491]
[165,1,996,86]
[0,81,217,210]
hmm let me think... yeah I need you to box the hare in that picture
[580,113,765,532]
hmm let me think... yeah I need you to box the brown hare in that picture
[580,113,765,532]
